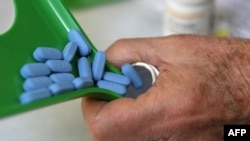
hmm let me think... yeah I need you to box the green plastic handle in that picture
[0,0,122,119]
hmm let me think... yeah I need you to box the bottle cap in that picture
[125,62,159,98]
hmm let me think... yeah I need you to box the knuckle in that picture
[110,38,131,49]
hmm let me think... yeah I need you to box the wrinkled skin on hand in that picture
[82,35,250,141]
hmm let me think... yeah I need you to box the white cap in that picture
[166,0,213,15]
[167,0,212,5]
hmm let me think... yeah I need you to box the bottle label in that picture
[163,6,213,35]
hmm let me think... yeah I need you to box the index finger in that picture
[106,37,166,69]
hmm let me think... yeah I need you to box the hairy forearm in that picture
[214,37,250,124]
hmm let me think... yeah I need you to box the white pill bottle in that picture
[163,0,214,35]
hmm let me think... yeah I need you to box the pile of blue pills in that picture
[19,29,143,104]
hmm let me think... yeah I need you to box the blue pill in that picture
[50,73,75,84]
[121,63,143,89]
[46,60,72,73]
[19,88,51,104]
[68,29,91,56]
[78,57,92,79]
[63,42,78,62]
[33,47,62,62]
[20,63,51,78]
[73,77,93,90]
[103,72,131,87]
[97,80,127,95]
[23,76,53,91]
[49,83,75,95]
[92,51,106,81]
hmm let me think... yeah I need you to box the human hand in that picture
[82,35,250,141]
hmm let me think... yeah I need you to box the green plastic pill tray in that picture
[0,0,122,118]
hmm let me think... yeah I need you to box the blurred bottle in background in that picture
[163,0,214,35]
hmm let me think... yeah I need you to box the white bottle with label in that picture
[163,0,214,35]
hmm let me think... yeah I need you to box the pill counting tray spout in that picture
[0,0,122,118]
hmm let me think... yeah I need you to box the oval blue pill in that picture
[103,72,131,87]
[73,77,93,90]
[121,63,143,89]
[92,51,106,81]
[20,63,51,78]
[19,88,51,104]
[23,76,53,91]
[97,80,126,95]
[50,73,75,84]
[78,57,92,79]
[33,47,62,62]
[46,60,72,73]
[63,42,78,62]
[68,29,91,56]
[49,83,75,95]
